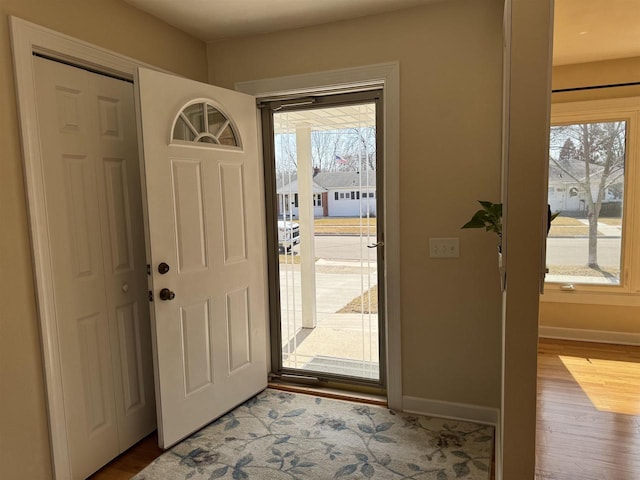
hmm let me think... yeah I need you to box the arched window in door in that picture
[171,100,241,148]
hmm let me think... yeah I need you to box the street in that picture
[546,236,621,266]
[290,234,622,267]
[290,234,379,261]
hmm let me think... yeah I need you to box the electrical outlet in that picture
[429,237,459,258]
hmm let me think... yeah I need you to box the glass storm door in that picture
[261,91,385,388]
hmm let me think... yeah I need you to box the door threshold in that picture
[267,381,387,407]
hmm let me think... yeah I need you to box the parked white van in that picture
[277,220,300,252]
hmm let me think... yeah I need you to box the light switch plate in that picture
[429,237,460,258]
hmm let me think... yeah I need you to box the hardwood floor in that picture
[88,432,163,480]
[536,338,640,480]
[89,339,639,480]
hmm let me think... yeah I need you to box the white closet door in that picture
[34,56,155,479]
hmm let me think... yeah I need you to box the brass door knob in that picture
[159,288,175,301]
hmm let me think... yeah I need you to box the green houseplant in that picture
[461,201,559,254]
[461,201,503,252]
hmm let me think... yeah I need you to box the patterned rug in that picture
[134,389,494,480]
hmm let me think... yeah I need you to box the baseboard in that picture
[493,413,502,480]
[402,395,499,426]
[539,326,640,346]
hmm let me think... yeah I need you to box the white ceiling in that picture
[553,0,640,65]
[124,0,640,66]
[123,0,443,43]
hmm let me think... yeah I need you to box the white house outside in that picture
[277,170,376,218]
[548,159,623,216]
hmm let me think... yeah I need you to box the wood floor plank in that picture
[536,338,640,480]
[88,432,163,480]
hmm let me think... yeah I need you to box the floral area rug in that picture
[133,389,494,480]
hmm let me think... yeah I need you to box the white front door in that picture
[136,68,268,448]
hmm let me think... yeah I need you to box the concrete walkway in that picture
[576,218,622,237]
[278,259,380,379]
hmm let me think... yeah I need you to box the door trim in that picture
[9,17,163,479]
[260,90,386,388]
[236,62,402,410]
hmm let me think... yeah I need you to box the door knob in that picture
[367,242,385,249]
[159,288,175,301]
[158,262,170,274]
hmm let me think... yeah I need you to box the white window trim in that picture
[543,96,640,306]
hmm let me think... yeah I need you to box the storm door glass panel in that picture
[547,120,626,285]
[274,102,380,381]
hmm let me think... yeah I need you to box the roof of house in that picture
[548,158,604,182]
[276,171,376,194]
[276,179,326,194]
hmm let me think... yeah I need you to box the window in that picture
[544,97,640,303]
[313,194,322,207]
[335,192,339,201]
[172,101,240,147]
[340,192,345,199]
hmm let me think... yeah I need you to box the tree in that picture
[341,126,376,172]
[274,126,377,175]
[549,121,626,267]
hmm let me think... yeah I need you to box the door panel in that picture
[220,163,248,262]
[103,158,134,272]
[180,300,214,394]
[136,68,268,448]
[171,159,208,272]
[116,302,146,413]
[226,287,252,371]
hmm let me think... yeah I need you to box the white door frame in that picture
[9,17,165,479]
[236,63,402,410]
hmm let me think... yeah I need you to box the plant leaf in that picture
[354,453,368,462]
[224,419,239,431]
[453,462,470,477]
[283,408,306,417]
[372,434,395,443]
[361,463,374,478]
[451,451,470,459]
[357,423,374,434]
[375,422,393,432]
[235,454,253,468]
[209,466,228,479]
[334,464,358,478]
[274,435,291,444]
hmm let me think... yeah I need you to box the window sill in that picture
[541,288,640,306]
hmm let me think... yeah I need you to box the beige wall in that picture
[0,1,207,478]
[208,0,505,408]
[539,56,640,335]
[552,56,640,102]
